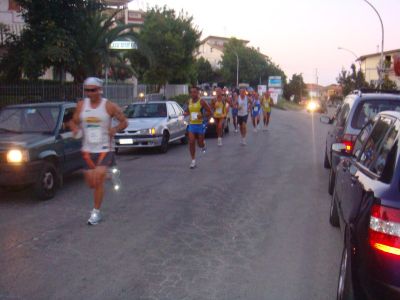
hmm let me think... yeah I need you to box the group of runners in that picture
[68,78,274,225]
[185,86,274,169]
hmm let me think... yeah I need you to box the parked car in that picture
[201,96,230,136]
[320,89,400,195]
[114,101,188,153]
[0,102,83,199]
[329,111,400,300]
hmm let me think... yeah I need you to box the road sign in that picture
[258,85,267,95]
[268,76,282,88]
[110,41,137,50]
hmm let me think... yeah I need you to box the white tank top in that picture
[80,98,111,153]
[238,95,248,116]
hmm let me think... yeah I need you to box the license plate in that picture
[119,138,134,145]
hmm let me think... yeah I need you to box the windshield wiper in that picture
[0,128,21,133]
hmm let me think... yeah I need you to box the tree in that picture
[0,0,139,82]
[195,57,214,84]
[138,6,201,89]
[337,64,369,96]
[220,38,286,87]
[283,73,307,103]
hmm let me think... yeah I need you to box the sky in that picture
[129,0,400,86]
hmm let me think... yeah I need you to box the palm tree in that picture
[69,10,140,82]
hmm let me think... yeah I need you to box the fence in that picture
[0,82,160,108]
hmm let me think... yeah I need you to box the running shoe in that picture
[217,138,222,146]
[190,160,196,169]
[87,209,102,225]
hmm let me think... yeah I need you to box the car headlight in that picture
[149,128,156,135]
[209,117,215,124]
[7,149,29,163]
[307,102,317,111]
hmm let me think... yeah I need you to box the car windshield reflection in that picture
[0,106,60,134]
[124,103,167,118]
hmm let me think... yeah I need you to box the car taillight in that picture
[342,134,357,153]
[369,204,400,256]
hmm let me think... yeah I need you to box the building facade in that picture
[196,36,249,70]
[358,49,400,88]
[0,0,24,42]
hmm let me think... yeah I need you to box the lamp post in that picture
[362,0,384,88]
[233,51,239,88]
[338,47,360,65]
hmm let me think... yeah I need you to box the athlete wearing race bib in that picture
[211,87,227,146]
[251,92,261,132]
[71,77,127,225]
[237,88,250,145]
[261,92,273,131]
[185,87,211,169]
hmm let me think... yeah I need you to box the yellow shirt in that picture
[213,99,226,118]
[262,97,272,112]
[189,98,202,124]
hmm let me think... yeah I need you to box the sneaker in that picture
[253,128,257,133]
[87,209,102,225]
[217,138,222,146]
[190,160,196,169]
[201,145,207,154]
[241,138,247,146]
[235,129,238,133]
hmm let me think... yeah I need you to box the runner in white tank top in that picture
[70,77,127,225]
[237,88,250,145]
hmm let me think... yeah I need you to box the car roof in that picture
[129,101,174,105]
[378,110,400,120]
[4,101,74,108]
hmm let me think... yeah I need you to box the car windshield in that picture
[124,103,167,118]
[352,100,400,129]
[0,106,60,134]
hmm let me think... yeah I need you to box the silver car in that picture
[114,101,188,153]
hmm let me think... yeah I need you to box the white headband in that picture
[84,77,103,87]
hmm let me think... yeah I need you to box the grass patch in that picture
[275,100,303,111]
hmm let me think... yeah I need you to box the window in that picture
[359,117,393,171]
[371,120,399,181]
[353,119,375,158]
[61,107,75,132]
[336,103,350,128]
[351,100,400,129]
[167,103,177,117]
[172,103,183,116]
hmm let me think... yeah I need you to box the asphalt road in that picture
[0,108,342,300]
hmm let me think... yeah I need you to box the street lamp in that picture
[338,47,359,63]
[362,0,384,88]
[233,51,239,87]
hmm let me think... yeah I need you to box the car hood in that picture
[0,133,54,150]
[125,118,166,130]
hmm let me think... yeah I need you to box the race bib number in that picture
[87,127,102,143]
[191,112,198,120]
[216,108,223,115]
[254,107,259,112]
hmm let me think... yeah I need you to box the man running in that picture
[251,92,261,132]
[211,87,227,146]
[261,91,273,130]
[237,88,250,145]
[71,77,127,225]
[231,91,239,133]
[184,86,211,169]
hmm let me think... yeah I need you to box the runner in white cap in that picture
[70,77,127,225]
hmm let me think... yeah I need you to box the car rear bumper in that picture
[0,161,44,186]
[115,135,163,149]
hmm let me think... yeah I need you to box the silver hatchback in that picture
[114,101,188,153]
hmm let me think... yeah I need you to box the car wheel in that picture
[329,188,340,227]
[224,120,229,133]
[324,148,331,169]
[159,132,169,153]
[180,135,188,145]
[329,167,335,195]
[337,244,354,300]
[34,161,58,200]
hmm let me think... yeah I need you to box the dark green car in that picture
[0,102,83,199]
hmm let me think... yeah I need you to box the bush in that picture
[171,94,190,106]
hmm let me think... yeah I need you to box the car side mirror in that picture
[332,143,346,153]
[320,115,333,124]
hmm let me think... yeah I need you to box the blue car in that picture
[330,110,400,300]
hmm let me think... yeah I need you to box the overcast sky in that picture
[129,0,399,86]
